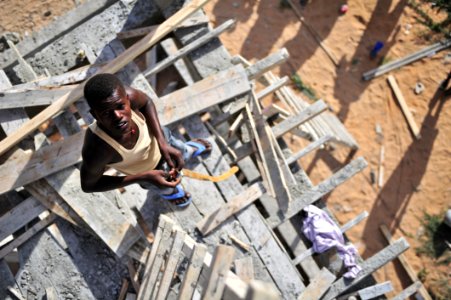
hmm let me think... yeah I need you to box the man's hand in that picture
[160,144,185,170]
[145,169,181,187]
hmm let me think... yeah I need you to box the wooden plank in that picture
[234,256,254,283]
[144,19,235,77]
[0,197,46,243]
[178,243,207,300]
[0,259,18,300]
[196,182,265,235]
[387,75,421,139]
[138,220,174,300]
[160,38,194,85]
[232,100,328,163]
[321,238,410,300]
[155,230,186,300]
[271,100,328,137]
[380,224,432,300]
[24,178,82,226]
[358,281,393,300]
[245,49,289,80]
[44,167,141,257]
[298,268,336,300]
[245,280,281,300]
[156,64,250,125]
[0,0,213,156]
[267,157,368,228]
[256,76,289,99]
[244,103,274,195]
[0,213,56,260]
[250,93,291,210]
[127,260,141,293]
[202,245,235,300]
[117,15,208,40]
[286,134,333,164]
[392,281,423,300]
[0,85,76,109]
[6,40,38,82]
[9,64,104,90]
[118,279,129,300]
[117,25,158,40]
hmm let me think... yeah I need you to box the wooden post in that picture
[387,75,421,139]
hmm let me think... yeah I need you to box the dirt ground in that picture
[203,0,450,297]
[0,0,449,298]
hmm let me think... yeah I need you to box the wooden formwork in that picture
[0,1,424,299]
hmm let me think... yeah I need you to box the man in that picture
[80,73,211,207]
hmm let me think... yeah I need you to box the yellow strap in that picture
[181,166,239,182]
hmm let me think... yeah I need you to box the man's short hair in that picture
[84,73,124,109]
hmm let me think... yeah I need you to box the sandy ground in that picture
[203,0,450,297]
[0,0,449,298]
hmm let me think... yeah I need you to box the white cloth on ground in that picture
[302,205,362,278]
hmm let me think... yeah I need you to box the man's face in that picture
[91,86,133,137]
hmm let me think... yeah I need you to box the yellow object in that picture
[181,166,239,182]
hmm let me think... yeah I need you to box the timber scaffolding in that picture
[0,0,423,299]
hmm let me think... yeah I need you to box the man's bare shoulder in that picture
[82,128,121,165]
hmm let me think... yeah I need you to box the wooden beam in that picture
[392,281,423,300]
[0,213,56,260]
[298,268,336,300]
[271,100,328,137]
[155,230,186,300]
[144,19,235,77]
[387,75,421,139]
[286,134,333,164]
[202,245,235,300]
[117,15,208,40]
[266,157,368,228]
[0,85,77,109]
[0,0,213,156]
[196,183,265,235]
[380,224,432,300]
[245,49,289,80]
[234,256,254,283]
[44,167,141,257]
[160,38,194,85]
[321,238,410,300]
[358,281,393,300]
[256,76,289,99]
[138,221,174,300]
[6,64,103,90]
[0,197,46,243]
[178,243,207,300]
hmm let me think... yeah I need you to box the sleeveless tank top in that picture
[89,110,162,175]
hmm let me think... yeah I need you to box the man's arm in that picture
[80,130,180,193]
[126,87,184,170]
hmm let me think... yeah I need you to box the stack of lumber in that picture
[0,0,425,299]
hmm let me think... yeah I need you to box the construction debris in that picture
[0,0,417,299]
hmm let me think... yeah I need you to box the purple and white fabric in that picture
[302,205,362,279]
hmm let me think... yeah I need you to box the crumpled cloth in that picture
[302,205,362,278]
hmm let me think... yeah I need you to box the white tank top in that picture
[89,110,162,175]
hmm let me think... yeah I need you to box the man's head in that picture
[84,73,133,137]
